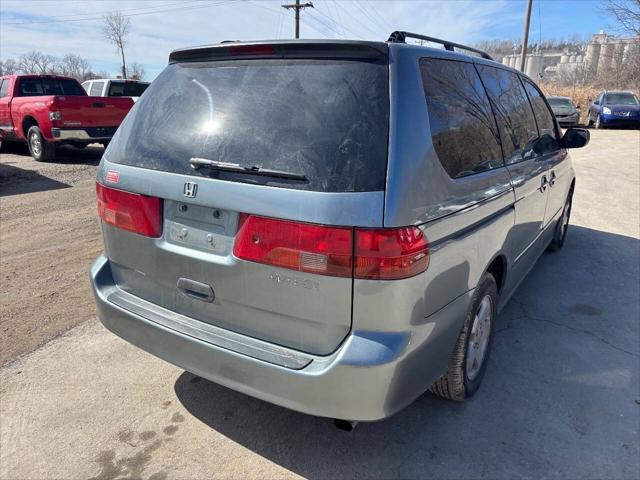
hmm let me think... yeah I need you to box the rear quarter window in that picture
[420,58,503,178]
[477,65,539,165]
[106,59,390,192]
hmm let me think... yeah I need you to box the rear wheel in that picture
[548,191,573,252]
[430,273,498,401]
[27,126,56,162]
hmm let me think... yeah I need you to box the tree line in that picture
[0,51,145,82]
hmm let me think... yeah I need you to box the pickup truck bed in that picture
[0,74,134,161]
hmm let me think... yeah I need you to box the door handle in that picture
[549,170,556,187]
[177,278,215,303]
[540,175,548,192]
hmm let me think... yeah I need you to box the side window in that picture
[0,80,8,97]
[521,78,559,154]
[420,58,503,178]
[477,65,539,165]
[81,81,91,93]
[89,81,105,96]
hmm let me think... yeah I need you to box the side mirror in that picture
[562,128,590,149]
[594,100,600,105]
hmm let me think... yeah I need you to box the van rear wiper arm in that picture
[189,157,308,182]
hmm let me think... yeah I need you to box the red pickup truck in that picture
[0,74,134,161]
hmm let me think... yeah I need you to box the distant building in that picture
[500,31,638,80]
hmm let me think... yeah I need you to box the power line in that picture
[2,1,202,22]
[1,0,238,26]
[312,7,363,39]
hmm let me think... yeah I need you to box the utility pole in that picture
[519,0,533,72]
[282,0,313,39]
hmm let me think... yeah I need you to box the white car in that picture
[81,78,150,102]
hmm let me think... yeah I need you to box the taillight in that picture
[354,227,429,280]
[96,183,162,237]
[233,214,353,277]
[233,214,429,280]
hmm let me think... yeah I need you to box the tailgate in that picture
[98,48,389,356]
[57,96,133,128]
[98,165,381,355]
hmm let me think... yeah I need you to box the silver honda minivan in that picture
[90,33,590,423]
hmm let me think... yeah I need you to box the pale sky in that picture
[0,0,609,80]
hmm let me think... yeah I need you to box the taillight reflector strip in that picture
[96,183,162,237]
[233,214,429,280]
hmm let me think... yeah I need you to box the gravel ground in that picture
[0,143,103,365]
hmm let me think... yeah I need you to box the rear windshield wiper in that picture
[190,157,308,182]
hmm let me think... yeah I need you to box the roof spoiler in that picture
[169,41,388,63]
[387,31,493,60]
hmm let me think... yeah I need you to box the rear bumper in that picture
[51,127,117,142]
[90,254,472,421]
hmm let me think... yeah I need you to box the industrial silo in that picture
[525,54,543,78]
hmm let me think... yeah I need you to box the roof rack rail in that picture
[387,31,493,60]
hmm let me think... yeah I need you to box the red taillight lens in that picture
[233,215,429,280]
[233,214,353,277]
[355,227,429,280]
[96,183,162,237]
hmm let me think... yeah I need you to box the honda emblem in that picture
[183,182,198,198]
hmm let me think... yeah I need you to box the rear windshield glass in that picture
[18,78,86,96]
[604,93,639,105]
[548,98,573,108]
[108,82,149,97]
[107,59,389,192]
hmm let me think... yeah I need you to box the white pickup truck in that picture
[81,78,150,102]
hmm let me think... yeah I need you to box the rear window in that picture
[107,59,389,192]
[108,82,149,97]
[18,78,86,96]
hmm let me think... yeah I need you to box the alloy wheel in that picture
[466,295,493,381]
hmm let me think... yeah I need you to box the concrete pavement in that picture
[1,129,639,479]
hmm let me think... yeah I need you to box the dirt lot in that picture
[0,143,103,365]
[1,130,639,479]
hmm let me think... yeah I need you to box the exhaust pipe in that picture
[333,419,358,432]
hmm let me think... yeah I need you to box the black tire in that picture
[430,273,498,401]
[72,142,88,150]
[548,190,573,252]
[27,125,56,162]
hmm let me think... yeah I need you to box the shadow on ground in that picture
[0,143,103,196]
[0,161,70,196]
[174,225,639,479]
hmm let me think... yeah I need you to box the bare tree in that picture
[128,62,145,80]
[603,0,640,36]
[18,51,58,74]
[0,58,19,75]
[58,54,92,81]
[102,11,131,79]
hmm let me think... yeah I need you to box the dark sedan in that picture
[547,96,580,127]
